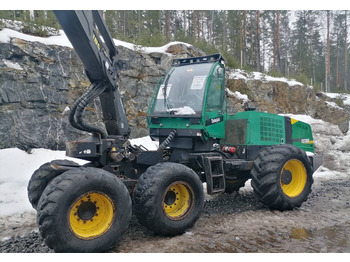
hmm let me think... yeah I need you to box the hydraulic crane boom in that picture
[54,10,130,137]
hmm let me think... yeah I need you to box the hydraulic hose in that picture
[69,81,108,138]
[69,84,95,131]
[158,129,177,151]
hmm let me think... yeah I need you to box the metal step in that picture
[203,156,226,195]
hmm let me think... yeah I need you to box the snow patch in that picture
[324,92,350,106]
[0,148,88,216]
[325,101,342,110]
[0,136,158,217]
[228,69,304,87]
[0,28,73,47]
[226,88,249,102]
[62,106,70,114]
[171,106,196,115]
[2,59,23,70]
[129,136,159,151]
[0,28,192,56]
[313,166,348,179]
[115,40,193,55]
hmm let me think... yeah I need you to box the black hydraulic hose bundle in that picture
[158,129,177,151]
[69,81,108,138]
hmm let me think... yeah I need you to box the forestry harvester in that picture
[27,10,323,252]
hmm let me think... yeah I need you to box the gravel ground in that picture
[1,168,349,253]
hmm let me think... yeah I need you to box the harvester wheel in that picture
[251,144,313,211]
[225,179,248,194]
[36,167,132,252]
[133,162,204,236]
[27,160,79,210]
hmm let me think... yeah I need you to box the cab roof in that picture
[172,54,225,67]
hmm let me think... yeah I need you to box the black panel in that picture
[136,151,163,166]
[221,119,247,145]
[284,117,293,144]
[150,128,202,138]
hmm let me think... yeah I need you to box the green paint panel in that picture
[291,119,315,153]
[228,111,286,146]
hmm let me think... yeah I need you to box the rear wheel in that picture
[133,162,204,235]
[27,160,79,209]
[251,145,313,211]
[37,167,132,252]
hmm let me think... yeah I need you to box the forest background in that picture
[0,9,349,94]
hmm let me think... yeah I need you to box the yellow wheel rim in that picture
[162,182,193,220]
[280,159,307,198]
[69,192,114,239]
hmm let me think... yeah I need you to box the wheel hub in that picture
[163,182,193,220]
[281,170,293,185]
[76,200,97,221]
[280,159,307,198]
[164,190,177,206]
[69,192,114,239]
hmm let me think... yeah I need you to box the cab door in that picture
[203,63,226,139]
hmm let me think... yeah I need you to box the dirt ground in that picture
[113,171,350,253]
[2,167,349,253]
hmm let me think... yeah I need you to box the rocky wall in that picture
[0,35,348,151]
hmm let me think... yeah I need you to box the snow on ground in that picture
[0,148,88,216]
[0,136,157,217]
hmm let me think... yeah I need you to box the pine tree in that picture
[289,11,322,85]
[345,11,348,91]
[256,10,261,72]
[327,11,331,92]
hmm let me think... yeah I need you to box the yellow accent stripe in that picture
[291,118,299,125]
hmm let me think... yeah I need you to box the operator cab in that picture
[151,54,225,117]
[148,54,226,153]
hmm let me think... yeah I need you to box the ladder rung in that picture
[212,174,225,178]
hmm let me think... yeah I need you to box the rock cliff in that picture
[226,70,350,134]
[0,30,348,151]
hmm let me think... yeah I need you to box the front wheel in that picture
[133,162,204,235]
[27,160,80,209]
[251,145,313,211]
[37,167,132,252]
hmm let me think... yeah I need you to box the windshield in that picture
[152,63,213,115]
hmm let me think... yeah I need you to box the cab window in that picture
[206,65,224,111]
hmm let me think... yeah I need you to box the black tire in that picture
[37,167,132,253]
[251,144,313,211]
[133,162,204,236]
[27,160,79,209]
[225,179,248,194]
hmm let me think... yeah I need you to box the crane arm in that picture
[54,10,130,137]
